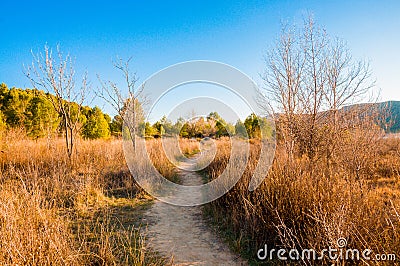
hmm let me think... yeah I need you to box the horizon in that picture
[1,81,399,125]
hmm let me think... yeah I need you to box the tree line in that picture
[0,83,110,139]
[0,83,275,140]
[142,112,274,139]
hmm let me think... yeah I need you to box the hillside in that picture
[334,101,400,133]
[383,101,400,132]
[0,83,113,139]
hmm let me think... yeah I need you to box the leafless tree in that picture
[25,45,88,159]
[96,57,145,151]
[260,16,377,176]
[261,23,305,162]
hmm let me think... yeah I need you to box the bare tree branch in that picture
[96,57,146,150]
[24,45,88,159]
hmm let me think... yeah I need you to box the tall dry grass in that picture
[203,136,400,265]
[0,129,176,265]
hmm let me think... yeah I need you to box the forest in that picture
[0,82,276,140]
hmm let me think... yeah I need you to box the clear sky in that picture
[0,0,399,120]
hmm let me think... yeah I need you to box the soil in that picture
[141,157,247,265]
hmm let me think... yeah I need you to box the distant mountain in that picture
[272,101,400,133]
[341,101,400,133]
[345,101,400,133]
[382,101,400,133]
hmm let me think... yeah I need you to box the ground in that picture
[141,156,246,265]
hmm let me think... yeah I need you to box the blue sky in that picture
[0,0,399,120]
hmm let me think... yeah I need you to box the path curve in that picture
[142,156,246,265]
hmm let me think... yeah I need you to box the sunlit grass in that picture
[0,133,171,265]
[203,137,400,265]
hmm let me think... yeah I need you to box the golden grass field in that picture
[203,137,400,264]
[0,129,195,265]
[0,128,399,265]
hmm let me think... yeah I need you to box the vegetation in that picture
[384,101,400,132]
[137,113,274,140]
[82,107,111,139]
[1,82,396,144]
[1,17,399,266]
[203,136,400,265]
[97,57,145,151]
[25,46,90,159]
[0,130,195,265]
[201,17,400,265]
[0,83,111,140]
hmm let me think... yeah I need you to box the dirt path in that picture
[141,157,246,266]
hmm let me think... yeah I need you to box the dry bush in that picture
[0,182,80,265]
[145,138,180,182]
[144,137,202,183]
[204,132,400,265]
[375,137,400,179]
[179,138,200,157]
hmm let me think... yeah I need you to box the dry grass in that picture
[0,130,175,265]
[203,136,400,265]
[2,126,399,265]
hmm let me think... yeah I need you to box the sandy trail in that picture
[141,157,246,266]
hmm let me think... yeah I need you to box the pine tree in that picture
[82,107,111,139]
[24,93,59,138]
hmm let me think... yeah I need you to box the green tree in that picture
[152,121,165,137]
[258,117,275,139]
[24,93,59,138]
[159,116,175,135]
[110,115,123,136]
[207,112,224,137]
[82,107,110,139]
[2,87,32,127]
[173,117,186,136]
[179,122,190,138]
[216,120,230,137]
[235,120,247,138]
[0,83,8,104]
[225,123,235,136]
[193,117,206,137]
[244,113,261,139]
[207,112,223,121]
[144,122,158,137]
[104,114,111,124]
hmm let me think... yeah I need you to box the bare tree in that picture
[25,45,88,159]
[260,16,376,176]
[97,57,144,150]
[261,23,305,162]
